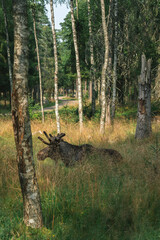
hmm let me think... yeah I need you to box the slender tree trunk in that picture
[135,54,152,139]
[87,0,96,115]
[89,80,92,102]
[97,77,101,105]
[50,0,61,134]
[100,0,111,134]
[1,0,12,92]
[106,56,112,126]
[155,40,160,100]
[111,0,118,120]
[106,99,111,125]
[70,0,83,132]
[76,0,78,19]
[12,0,43,228]
[32,6,44,124]
[84,80,87,95]
[75,79,78,98]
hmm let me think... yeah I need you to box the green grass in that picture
[0,103,11,114]
[0,102,160,239]
[1,126,160,239]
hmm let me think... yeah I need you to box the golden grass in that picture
[1,118,160,239]
[0,117,160,194]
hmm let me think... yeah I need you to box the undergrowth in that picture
[0,117,160,239]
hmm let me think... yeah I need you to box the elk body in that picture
[37,132,122,167]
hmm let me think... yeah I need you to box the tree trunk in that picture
[84,80,87,96]
[76,0,78,19]
[89,80,92,102]
[155,40,160,100]
[12,0,43,228]
[87,0,96,115]
[1,0,12,92]
[106,56,112,126]
[111,0,118,120]
[97,77,101,105]
[100,0,111,134]
[50,0,61,134]
[70,0,83,132]
[135,54,152,139]
[106,98,111,125]
[32,6,44,124]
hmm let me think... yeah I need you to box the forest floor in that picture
[43,96,78,112]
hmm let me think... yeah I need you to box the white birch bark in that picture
[98,77,101,105]
[111,0,118,120]
[1,0,12,92]
[100,0,111,134]
[50,0,61,134]
[32,7,44,124]
[87,0,96,115]
[106,99,111,125]
[135,54,152,139]
[70,0,83,132]
[106,57,112,126]
[12,0,43,228]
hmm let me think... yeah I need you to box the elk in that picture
[37,131,122,167]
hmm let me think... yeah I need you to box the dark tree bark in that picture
[135,54,152,139]
[111,0,118,120]
[12,0,43,228]
[1,0,12,92]
[155,39,160,100]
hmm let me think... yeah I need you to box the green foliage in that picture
[28,97,42,120]
[59,106,79,123]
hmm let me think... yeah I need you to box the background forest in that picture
[0,0,159,117]
[0,0,160,239]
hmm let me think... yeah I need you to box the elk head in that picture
[37,131,65,161]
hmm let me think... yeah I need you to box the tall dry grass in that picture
[0,118,160,239]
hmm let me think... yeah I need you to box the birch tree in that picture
[12,0,43,228]
[32,3,44,123]
[100,0,111,134]
[50,0,61,133]
[135,54,152,139]
[111,0,118,120]
[70,0,83,132]
[1,0,12,92]
[87,0,96,115]
[105,57,112,126]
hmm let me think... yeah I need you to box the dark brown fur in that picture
[37,132,122,167]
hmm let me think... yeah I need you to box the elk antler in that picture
[43,131,52,143]
[57,133,65,140]
[38,136,51,145]
[38,131,66,145]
